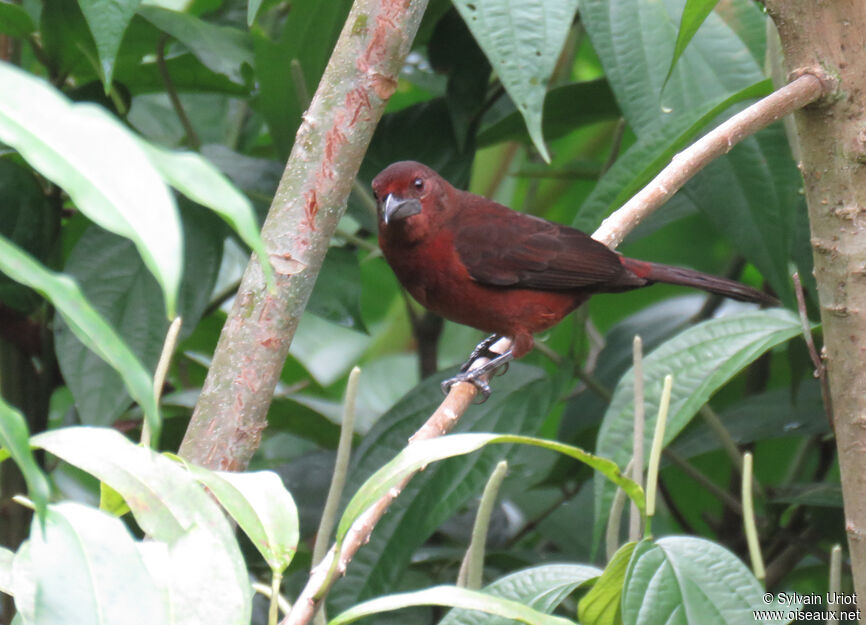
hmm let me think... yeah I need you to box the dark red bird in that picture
[372,161,777,396]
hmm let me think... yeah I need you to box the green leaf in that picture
[139,141,273,287]
[0,1,36,36]
[30,502,168,624]
[338,433,643,546]
[0,397,49,520]
[0,61,182,318]
[578,542,636,625]
[78,0,142,90]
[622,536,771,624]
[479,79,619,148]
[663,0,721,89]
[451,0,579,162]
[182,464,299,572]
[32,427,252,623]
[440,564,601,625]
[99,481,131,516]
[593,309,802,553]
[329,586,576,625]
[137,6,253,83]
[0,235,159,439]
[55,210,220,426]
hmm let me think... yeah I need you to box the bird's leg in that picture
[459,334,502,372]
[441,347,514,402]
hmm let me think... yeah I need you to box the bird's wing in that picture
[453,209,631,291]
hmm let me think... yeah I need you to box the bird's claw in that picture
[441,372,491,403]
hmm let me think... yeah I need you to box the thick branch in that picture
[766,0,866,607]
[281,73,829,624]
[179,0,428,470]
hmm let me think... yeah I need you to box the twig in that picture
[592,71,827,248]
[662,449,742,514]
[742,452,766,581]
[143,317,182,448]
[793,272,834,431]
[457,460,508,589]
[311,367,360,625]
[156,35,201,150]
[629,336,644,542]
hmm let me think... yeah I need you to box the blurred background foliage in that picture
[0,0,842,622]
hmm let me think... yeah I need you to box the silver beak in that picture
[382,193,422,225]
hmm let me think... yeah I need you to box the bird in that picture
[372,160,778,398]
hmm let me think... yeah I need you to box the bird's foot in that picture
[441,371,492,403]
[459,334,502,372]
[442,347,515,403]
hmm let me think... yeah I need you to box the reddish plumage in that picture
[373,161,776,364]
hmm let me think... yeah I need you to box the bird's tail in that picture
[620,257,779,306]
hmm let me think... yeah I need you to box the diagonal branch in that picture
[282,70,830,625]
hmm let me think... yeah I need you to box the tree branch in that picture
[179,0,429,470]
[281,71,830,625]
[593,71,828,248]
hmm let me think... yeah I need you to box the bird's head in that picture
[372,162,446,235]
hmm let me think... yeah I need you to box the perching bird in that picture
[372,161,777,397]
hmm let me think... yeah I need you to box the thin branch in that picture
[793,271,834,431]
[592,71,828,248]
[156,35,201,150]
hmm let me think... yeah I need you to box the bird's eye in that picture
[413,177,424,191]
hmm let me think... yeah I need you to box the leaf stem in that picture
[742,452,765,581]
[645,374,673,532]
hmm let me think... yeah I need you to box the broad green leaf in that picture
[451,0,580,162]
[622,537,772,624]
[139,141,273,287]
[0,397,50,520]
[0,61,182,317]
[593,309,802,552]
[0,545,12,595]
[182,464,299,572]
[0,1,36,36]
[32,427,252,623]
[578,542,636,625]
[78,0,142,89]
[573,79,772,232]
[663,0,721,88]
[30,502,168,624]
[55,210,220,426]
[329,585,575,625]
[440,564,601,625]
[338,433,643,546]
[137,6,253,83]
[0,235,159,439]
[478,79,619,148]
